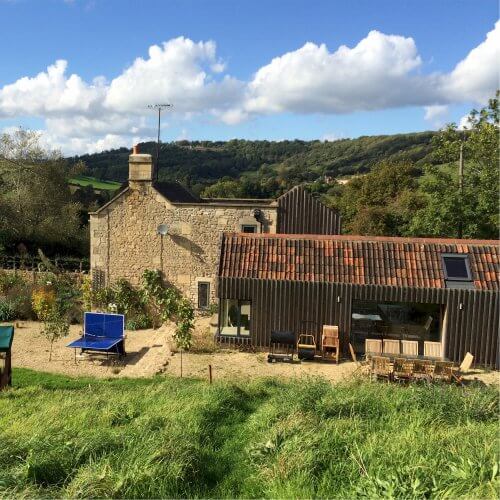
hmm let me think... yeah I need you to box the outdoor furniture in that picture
[432,361,455,383]
[268,330,295,363]
[297,334,316,360]
[383,339,400,355]
[393,357,414,381]
[451,352,474,384]
[0,325,14,389]
[365,339,382,356]
[370,356,392,381]
[321,325,340,363]
[424,341,442,358]
[67,312,126,360]
[401,340,418,356]
[412,359,434,381]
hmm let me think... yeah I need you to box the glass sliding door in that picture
[351,300,442,355]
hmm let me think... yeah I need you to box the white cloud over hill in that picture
[0,22,498,154]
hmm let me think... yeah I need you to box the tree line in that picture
[0,94,497,258]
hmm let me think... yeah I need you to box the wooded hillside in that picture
[70,131,438,198]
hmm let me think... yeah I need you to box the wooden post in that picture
[208,364,212,384]
[180,349,183,378]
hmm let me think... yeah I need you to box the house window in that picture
[219,299,251,336]
[197,282,210,309]
[241,224,257,233]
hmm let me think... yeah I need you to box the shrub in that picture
[0,299,16,321]
[40,307,70,361]
[32,288,57,321]
[126,313,153,331]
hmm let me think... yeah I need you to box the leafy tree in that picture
[410,94,499,239]
[335,161,424,236]
[0,129,87,255]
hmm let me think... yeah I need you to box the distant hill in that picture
[69,132,439,198]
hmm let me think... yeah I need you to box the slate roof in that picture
[153,181,202,203]
[219,233,500,290]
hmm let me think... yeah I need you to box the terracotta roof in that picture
[219,233,500,290]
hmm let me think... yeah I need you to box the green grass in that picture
[1,368,498,498]
[68,175,122,191]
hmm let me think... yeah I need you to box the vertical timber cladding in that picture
[277,186,341,234]
[218,277,499,367]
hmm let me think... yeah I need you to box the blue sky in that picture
[0,0,498,153]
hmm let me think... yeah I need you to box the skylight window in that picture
[442,254,472,282]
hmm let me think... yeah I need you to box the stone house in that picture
[90,151,341,309]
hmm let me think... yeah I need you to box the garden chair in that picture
[401,340,418,356]
[393,358,414,382]
[321,325,340,363]
[365,339,382,357]
[370,356,393,382]
[451,352,474,385]
[383,339,400,355]
[432,361,455,383]
[412,359,434,382]
[424,341,442,358]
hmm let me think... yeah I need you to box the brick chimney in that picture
[128,145,153,189]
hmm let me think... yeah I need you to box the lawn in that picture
[68,175,122,191]
[0,369,498,498]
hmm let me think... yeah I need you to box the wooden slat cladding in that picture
[220,233,500,290]
[218,277,499,368]
[277,186,341,235]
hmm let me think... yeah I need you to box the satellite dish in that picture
[157,224,168,235]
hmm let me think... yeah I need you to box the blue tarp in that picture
[67,312,125,355]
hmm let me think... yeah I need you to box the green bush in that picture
[126,313,152,331]
[0,370,498,498]
[0,299,16,321]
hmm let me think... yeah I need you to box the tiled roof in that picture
[153,181,202,203]
[219,233,500,290]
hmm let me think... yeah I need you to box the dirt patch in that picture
[5,319,499,386]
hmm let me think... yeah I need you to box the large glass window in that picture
[220,299,251,336]
[351,300,442,355]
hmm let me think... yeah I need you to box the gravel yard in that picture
[4,319,498,386]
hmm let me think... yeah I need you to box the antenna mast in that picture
[147,103,172,181]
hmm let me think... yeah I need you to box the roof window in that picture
[442,254,474,289]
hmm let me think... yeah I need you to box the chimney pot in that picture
[132,144,139,155]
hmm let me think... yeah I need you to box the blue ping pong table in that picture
[67,312,125,360]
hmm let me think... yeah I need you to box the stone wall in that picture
[90,183,277,306]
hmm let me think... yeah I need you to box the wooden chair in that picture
[401,340,418,356]
[383,339,400,355]
[321,325,340,363]
[365,339,382,356]
[459,352,474,372]
[424,341,442,358]
[370,356,392,381]
[412,359,434,381]
[393,358,414,382]
[452,352,474,385]
[432,361,455,383]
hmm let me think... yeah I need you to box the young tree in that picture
[411,94,499,239]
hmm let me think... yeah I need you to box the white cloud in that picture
[0,25,498,154]
[104,37,243,114]
[443,20,500,103]
[242,31,434,116]
[424,104,449,127]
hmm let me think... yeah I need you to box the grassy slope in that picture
[68,175,122,191]
[0,368,498,498]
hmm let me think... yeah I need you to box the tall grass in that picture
[0,369,498,498]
